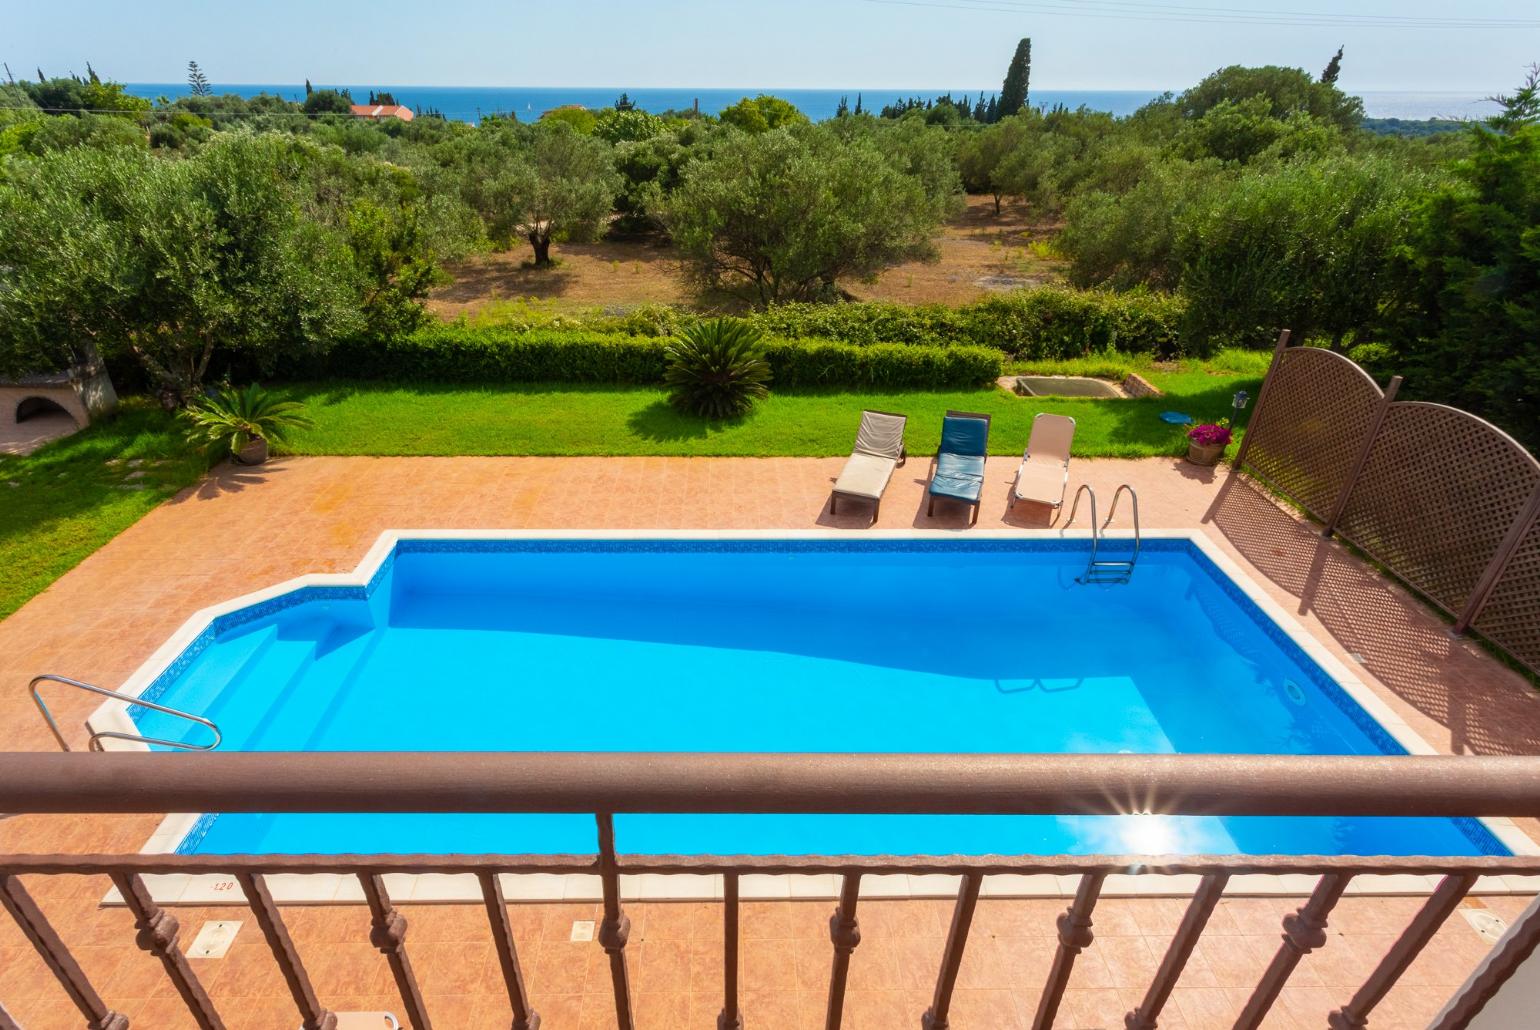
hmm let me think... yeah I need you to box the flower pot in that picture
[236,438,269,466]
[1186,440,1226,466]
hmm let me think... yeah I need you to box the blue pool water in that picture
[132,538,1503,858]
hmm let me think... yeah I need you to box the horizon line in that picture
[115,81,1503,96]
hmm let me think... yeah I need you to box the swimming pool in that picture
[99,532,1507,860]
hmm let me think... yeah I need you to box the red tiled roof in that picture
[348,104,414,121]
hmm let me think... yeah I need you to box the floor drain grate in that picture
[571,920,595,942]
[187,920,242,959]
[1460,908,1508,943]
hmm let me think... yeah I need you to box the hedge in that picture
[751,288,1188,358]
[463,288,1190,358]
[321,327,1002,389]
[764,340,1001,389]
[327,329,668,383]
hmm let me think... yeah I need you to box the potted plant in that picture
[183,383,313,466]
[1186,419,1233,466]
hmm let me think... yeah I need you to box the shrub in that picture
[315,326,1001,390]
[765,340,1001,389]
[664,318,772,419]
[326,328,671,383]
[748,288,1186,358]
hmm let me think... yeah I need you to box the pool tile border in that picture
[87,527,1539,905]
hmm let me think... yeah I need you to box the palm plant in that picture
[663,318,772,419]
[183,383,313,463]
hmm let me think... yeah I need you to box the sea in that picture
[124,84,1500,124]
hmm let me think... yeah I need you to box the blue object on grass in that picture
[1160,411,1194,425]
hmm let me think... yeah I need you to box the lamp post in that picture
[1232,389,1251,427]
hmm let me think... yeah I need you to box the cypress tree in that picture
[854,93,863,115]
[836,95,849,117]
[985,94,999,123]
[1321,46,1344,85]
[304,78,313,96]
[999,37,1031,117]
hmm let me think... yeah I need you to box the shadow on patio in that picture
[1203,469,1540,757]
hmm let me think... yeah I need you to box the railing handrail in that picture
[1,751,1538,817]
[28,674,222,753]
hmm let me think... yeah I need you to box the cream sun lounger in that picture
[829,410,908,524]
[1010,413,1076,518]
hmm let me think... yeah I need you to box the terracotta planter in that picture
[236,438,270,466]
[1186,440,1226,466]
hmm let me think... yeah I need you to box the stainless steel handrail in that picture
[28,674,222,753]
[1103,483,1142,574]
[1062,484,1101,581]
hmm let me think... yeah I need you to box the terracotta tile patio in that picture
[2,455,1538,1028]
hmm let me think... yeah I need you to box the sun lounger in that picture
[926,410,992,525]
[1010,413,1076,518]
[830,410,908,523]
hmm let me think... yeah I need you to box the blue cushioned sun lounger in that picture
[926,410,991,526]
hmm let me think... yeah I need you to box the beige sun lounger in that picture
[1010,413,1076,517]
[830,410,908,524]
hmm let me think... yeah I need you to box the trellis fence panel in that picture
[1237,334,1540,676]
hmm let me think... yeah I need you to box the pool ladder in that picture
[1063,484,1141,584]
[29,674,222,752]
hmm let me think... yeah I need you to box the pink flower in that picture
[1187,422,1233,447]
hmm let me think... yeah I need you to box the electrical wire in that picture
[858,0,1540,30]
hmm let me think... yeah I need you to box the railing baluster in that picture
[1330,874,1476,1029]
[478,871,540,1030]
[0,998,21,1030]
[1126,873,1229,1030]
[1032,871,1105,1030]
[359,873,431,1030]
[235,872,335,1030]
[595,813,636,1030]
[110,871,224,1030]
[0,874,127,1030]
[1233,872,1351,1030]
[719,872,742,1030]
[1430,895,1540,1030]
[825,873,863,1030]
[922,872,982,1030]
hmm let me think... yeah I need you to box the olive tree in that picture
[452,121,619,265]
[1176,152,1434,349]
[664,125,952,304]
[0,136,362,402]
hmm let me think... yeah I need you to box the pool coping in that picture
[86,528,1540,905]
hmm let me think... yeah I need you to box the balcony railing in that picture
[2,751,1539,1030]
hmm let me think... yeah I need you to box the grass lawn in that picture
[0,350,1264,618]
[281,351,1268,458]
[0,402,208,619]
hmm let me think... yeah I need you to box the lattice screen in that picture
[1336,402,1540,617]
[1242,348,1384,520]
[1474,502,1540,674]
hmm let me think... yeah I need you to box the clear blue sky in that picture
[8,0,1538,92]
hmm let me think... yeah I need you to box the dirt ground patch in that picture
[426,236,701,319]
[426,195,1064,318]
[846,195,1064,305]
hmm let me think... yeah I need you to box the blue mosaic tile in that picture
[393,535,1182,557]
[172,812,218,856]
